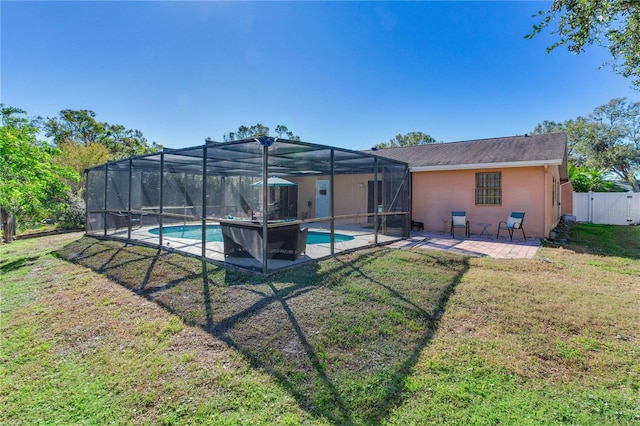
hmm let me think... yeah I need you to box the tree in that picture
[527,0,640,86]
[223,123,300,142]
[568,164,619,192]
[0,106,74,242]
[587,98,640,191]
[102,125,161,160]
[274,125,301,141]
[533,97,640,191]
[44,109,161,160]
[52,142,112,195]
[44,109,105,146]
[532,117,599,166]
[374,132,437,149]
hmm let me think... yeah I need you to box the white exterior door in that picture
[315,180,329,217]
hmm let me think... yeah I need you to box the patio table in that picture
[477,222,492,236]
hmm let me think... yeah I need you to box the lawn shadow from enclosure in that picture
[0,256,39,273]
[56,236,470,425]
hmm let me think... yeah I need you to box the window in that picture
[476,172,501,205]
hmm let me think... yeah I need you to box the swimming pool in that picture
[148,224,355,244]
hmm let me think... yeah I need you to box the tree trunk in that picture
[1,208,15,243]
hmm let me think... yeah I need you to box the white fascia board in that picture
[410,159,563,172]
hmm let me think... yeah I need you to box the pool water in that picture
[148,224,355,244]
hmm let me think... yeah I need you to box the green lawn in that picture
[1,224,638,425]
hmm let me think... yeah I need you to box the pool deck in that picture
[105,223,399,272]
[100,224,539,273]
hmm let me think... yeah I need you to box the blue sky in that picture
[2,1,638,151]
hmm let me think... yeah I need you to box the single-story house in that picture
[369,132,572,239]
[85,132,570,273]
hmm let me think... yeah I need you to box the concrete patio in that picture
[390,231,540,259]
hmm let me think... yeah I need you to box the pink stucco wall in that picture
[291,174,373,219]
[561,181,574,216]
[411,166,564,238]
[290,165,568,238]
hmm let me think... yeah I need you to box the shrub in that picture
[54,193,85,229]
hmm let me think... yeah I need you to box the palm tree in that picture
[569,164,618,192]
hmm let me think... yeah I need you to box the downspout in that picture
[544,164,549,238]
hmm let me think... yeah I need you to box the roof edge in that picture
[410,159,564,172]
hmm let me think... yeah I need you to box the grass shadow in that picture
[0,256,38,273]
[56,236,470,425]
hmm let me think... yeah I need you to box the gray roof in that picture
[367,132,568,180]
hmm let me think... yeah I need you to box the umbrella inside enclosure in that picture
[252,177,298,220]
[251,177,297,187]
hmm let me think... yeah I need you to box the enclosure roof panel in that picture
[86,138,408,176]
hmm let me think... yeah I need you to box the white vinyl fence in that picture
[573,192,640,225]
